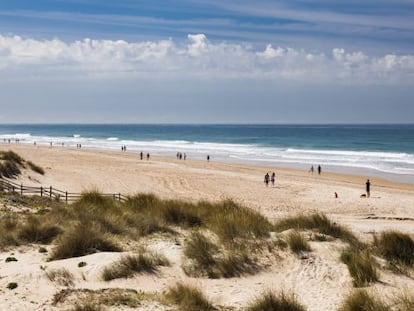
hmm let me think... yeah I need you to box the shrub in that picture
[338,290,390,311]
[39,247,48,253]
[0,161,21,178]
[27,161,45,175]
[6,282,18,290]
[374,231,414,267]
[247,290,306,311]
[0,216,19,249]
[102,250,169,281]
[165,283,216,311]
[50,222,121,260]
[287,231,311,254]
[340,248,378,287]
[5,256,17,262]
[78,261,87,268]
[73,302,102,311]
[214,252,258,278]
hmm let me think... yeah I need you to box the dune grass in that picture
[340,248,378,287]
[247,290,306,311]
[183,231,258,278]
[0,150,44,178]
[338,290,390,311]
[17,215,61,243]
[26,161,45,175]
[274,213,361,248]
[50,222,121,260]
[45,268,74,287]
[0,215,19,249]
[102,250,169,281]
[286,230,311,254]
[165,283,216,311]
[374,231,414,268]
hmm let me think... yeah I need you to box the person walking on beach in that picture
[366,179,371,198]
[309,166,314,174]
[264,172,270,187]
[147,153,150,160]
[318,165,321,175]
[207,155,210,162]
[271,172,276,186]
[140,151,143,160]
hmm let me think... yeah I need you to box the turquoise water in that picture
[0,124,413,182]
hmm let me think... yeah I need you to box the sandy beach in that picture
[1,144,413,310]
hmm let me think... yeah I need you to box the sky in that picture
[0,0,413,123]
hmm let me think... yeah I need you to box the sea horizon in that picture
[1,123,413,184]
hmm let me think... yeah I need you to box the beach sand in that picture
[1,144,413,310]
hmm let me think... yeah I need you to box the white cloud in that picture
[0,33,413,84]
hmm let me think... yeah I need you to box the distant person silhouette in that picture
[318,165,321,175]
[309,166,314,174]
[140,151,143,160]
[147,153,150,160]
[366,179,371,198]
[207,155,210,162]
[264,172,270,187]
[271,172,276,186]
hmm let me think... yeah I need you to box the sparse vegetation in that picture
[340,248,378,287]
[274,213,361,248]
[338,290,390,311]
[46,268,75,287]
[165,283,216,311]
[5,256,18,262]
[39,247,48,253]
[50,222,121,260]
[78,261,87,268]
[27,161,45,175]
[18,215,61,243]
[374,231,414,268]
[287,230,311,254]
[183,231,258,278]
[102,250,169,281]
[6,282,18,290]
[247,290,306,311]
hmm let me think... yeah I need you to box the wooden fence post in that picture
[40,186,43,197]
[65,191,68,204]
[21,183,23,196]
[12,185,15,193]
[119,193,121,201]
[49,186,52,199]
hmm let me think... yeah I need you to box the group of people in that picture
[121,146,127,151]
[176,152,186,160]
[264,171,276,187]
[309,165,322,175]
[139,151,150,160]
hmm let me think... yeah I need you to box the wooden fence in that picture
[0,178,127,203]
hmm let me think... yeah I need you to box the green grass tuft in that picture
[27,161,45,175]
[102,250,169,281]
[17,215,61,244]
[274,213,361,248]
[340,248,379,287]
[338,290,390,311]
[287,230,311,254]
[247,290,306,311]
[50,222,121,260]
[165,283,216,311]
[374,230,414,267]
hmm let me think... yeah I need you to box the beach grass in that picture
[247,290,306,311]
[17,215,61,243]
[340,248,379,287]
[50,221,121,260]
[165,282,216,311]
[102,250,169,281]
[286,230,311,254]
[374,230,414,267]
[45,268,74,287]
[26,161,45,175]
[338,290,390,311]
[274,213,361,248]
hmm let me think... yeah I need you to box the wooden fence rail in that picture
[0,178,127,203]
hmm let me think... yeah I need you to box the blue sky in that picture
[0,0,413,123]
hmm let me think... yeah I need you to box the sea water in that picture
[0,124,413,183]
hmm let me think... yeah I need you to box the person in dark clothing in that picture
[366,179,371,198]
[264,172,270,187]
[271,172,276,186]
[140,151,143,160]
[318,165,321,175]
[207,155,210,162]
[147,153,150,160]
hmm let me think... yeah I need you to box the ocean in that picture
[0,124,413,183]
